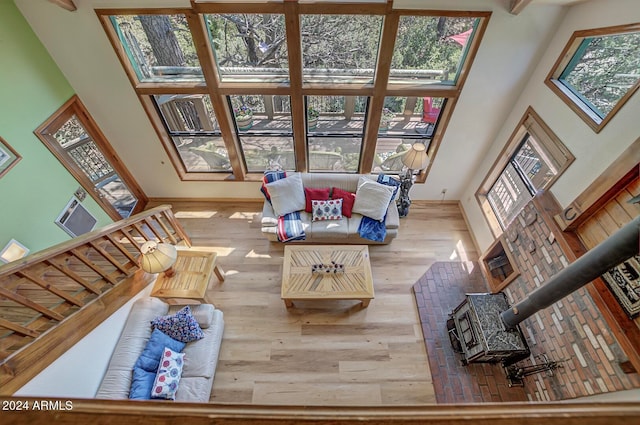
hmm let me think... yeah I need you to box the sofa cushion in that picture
[151,305,204,343]
[182,310,224,379]
[301,173,368,193]
[312,199,343,221]
[134,328,186,373]
[347,213,364,236]
[266,172,306,217]
[129,366,157,400]
[331,187,356,218]
[352,177,395,221]
[261,202,278,227]
[304,187,330,213]
[310,217,349,239]
[151,347,185,400]
[175,377,211,402]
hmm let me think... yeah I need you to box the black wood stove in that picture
[448,215,639,368]
[448,293,529,365]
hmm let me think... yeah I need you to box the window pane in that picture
[240,136,296,172]
[559,32,640,118]
[390,16,477,85]
[380,96,444,136]
[301,15,382,84]
[95,175,138,218]
[154,95,218,132]
[308,137,361,172]
[53,115,114,182]
[205,14,289,83]
[513,136,557,190]
[373,139,431,174]
[51,115,88,149]
[230,95,292,133]
[110,15,202,83]
[487,163,533,229]
[307,95,367,135]
[174,136,231,172]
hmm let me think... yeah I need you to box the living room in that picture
[0,0,639,423]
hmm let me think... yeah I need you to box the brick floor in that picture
[412,261,528,403]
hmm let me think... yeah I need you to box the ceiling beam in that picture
[509,0,534,15]
[48,0,77,12]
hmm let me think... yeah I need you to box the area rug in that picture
[600,255,640,319]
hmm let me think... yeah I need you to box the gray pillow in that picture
[266,172,306,217]
[352,177,395,222]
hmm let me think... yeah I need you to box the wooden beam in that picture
[48,0,76,12]
[509,0,534,15]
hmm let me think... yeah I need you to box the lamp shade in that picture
[139,241,177,274]
[401,143,429,170]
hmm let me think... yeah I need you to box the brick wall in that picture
[501,199,640,401]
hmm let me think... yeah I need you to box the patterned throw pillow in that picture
[312,199,343,222]
[151,305,204,343]
[151,347,185,400]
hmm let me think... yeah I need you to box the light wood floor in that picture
[150,200,479,405]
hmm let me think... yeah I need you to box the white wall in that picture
[14,285,152,398]
[460,0,640,252]
[15,0,564,201]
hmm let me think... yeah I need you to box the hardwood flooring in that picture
[148,200,479,405]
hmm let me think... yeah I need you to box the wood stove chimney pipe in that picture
[500,214,640,329]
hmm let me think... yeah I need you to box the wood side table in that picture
[151,250,225,304]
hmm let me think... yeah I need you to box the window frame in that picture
[476,107,575,237]
[545,23,640,134]
[96,3,490,182]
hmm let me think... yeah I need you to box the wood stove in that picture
[448,293,529,365]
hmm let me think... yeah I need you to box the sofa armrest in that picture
[261,202,278,227]
[385,201,400,230]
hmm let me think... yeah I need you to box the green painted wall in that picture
[0,0,112,255]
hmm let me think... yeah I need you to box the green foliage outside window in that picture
[559,31,640,118]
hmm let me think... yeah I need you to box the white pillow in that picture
[265,173,306,217]
[352,177,395,222]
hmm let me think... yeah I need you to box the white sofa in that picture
[261,173,400,244]
[95,297,224,402]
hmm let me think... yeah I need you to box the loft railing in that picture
[0,397,638,424]
[0,205,190,394]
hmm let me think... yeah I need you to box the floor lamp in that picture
[397,143,429,218]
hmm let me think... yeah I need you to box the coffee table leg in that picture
[284,299,293,308]
[214,265,226,282]
[361,299,371,308]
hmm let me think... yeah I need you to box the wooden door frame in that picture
[35,95,147,220]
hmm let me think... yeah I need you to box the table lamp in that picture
[139,241,178,278]
[397,143,429,217]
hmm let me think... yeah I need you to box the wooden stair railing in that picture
[0,205,190,395]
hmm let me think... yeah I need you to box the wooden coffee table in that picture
[281,245,374,308]
[151,249,225,304]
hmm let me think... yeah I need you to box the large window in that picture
[546,24,640,133]
[99,3,489,181]
[477,108,574,235]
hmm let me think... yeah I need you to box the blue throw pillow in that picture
[129,366,156,400]
[134,328,186,372]
[151,305,204,343]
